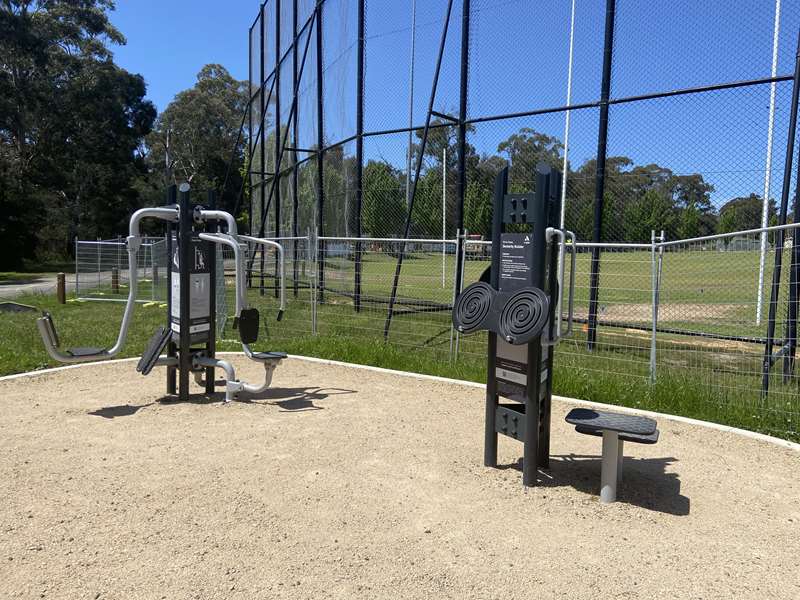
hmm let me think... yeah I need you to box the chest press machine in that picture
[37,183,287,403]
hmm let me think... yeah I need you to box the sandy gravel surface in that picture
[1,358,798,600]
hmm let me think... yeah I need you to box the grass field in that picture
[2,243,797,441]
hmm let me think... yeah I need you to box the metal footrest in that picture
[67,347,106,357]
[136,326,172,375]
[250,351,287,361]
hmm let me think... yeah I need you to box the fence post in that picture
[454,0,470,309]
[312,227,318,336]
[74,237,79,299]
[315,0,325,303]
[57,272,66,304]
[96,237,101,290]
[292,0,300,299]
[112,267,120,295]
[586,0,617,350]
[354,0,365,312]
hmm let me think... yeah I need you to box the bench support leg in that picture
[600,430,619,503]
[617,439,624,487]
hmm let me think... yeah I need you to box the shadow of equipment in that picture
[240,386,356,411]
[500,453,689,516]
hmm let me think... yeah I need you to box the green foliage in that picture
[0,0,156,269]
[144,64,248,214]
[362,160,405,237]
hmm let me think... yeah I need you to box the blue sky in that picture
[109,1,257,111]
[109,0,800,208]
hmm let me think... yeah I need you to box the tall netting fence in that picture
[232,0,800,439]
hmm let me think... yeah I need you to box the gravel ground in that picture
[1,358,798,600]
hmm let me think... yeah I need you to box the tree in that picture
[362,160,405,238]
[145,64,248,214]
[718,194,774,234]
[497,128,562,192]
[0,0,156,267]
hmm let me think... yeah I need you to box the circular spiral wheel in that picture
[452,282,494,333]
[498,287,549,344]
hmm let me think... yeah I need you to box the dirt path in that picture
[1,358,798,599]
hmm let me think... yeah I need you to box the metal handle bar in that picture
[543,227,576,347]
[239,235,286,318]
[38,207,179,364]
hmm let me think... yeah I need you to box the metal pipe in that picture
[240,235,286,315]
[757,0,783,326]
[198,210,238,235]
[38,207,179,364]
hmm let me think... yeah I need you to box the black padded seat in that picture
[67,347,105,357]
[565,407,656,436]
[574,424,659,444]
[250,351,287,361]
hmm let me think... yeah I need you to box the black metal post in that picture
[292,0,300,298]
[785,180,800,381]
[259,4,267,295]
[178,183,192,402]
[273,0,282,299]
[455,0,470,298]
[205,189,217,395]
[354,0,365,312]
[248,16,254,244]
[315,0,325,300]
[484,167,507,469]
[165,185,177,395]
[763,28,800,395]
[586,0,616,350]
[383,0,455,340]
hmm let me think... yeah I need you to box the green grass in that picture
[2,260,798,443]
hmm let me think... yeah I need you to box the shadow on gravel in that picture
[242,387,356,412]
[90,387,356,416]
[500,453,690,516]
[89,403,155,418]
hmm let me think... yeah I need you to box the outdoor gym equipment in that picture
[453,163,662,502]
[37,183,287,403]
[453,163,577,486]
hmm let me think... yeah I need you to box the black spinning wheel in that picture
[452,282,495,333]
[498,287,549,345]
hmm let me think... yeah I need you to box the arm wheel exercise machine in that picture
[37,183,288,403]
[454,164,661,503]
[453,163,576,487]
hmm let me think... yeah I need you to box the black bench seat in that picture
[565,407,660,504]
[565,407,656,436]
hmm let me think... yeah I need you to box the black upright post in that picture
[292,0,299,298]
[484,167,507,469]
[315,0,325,300]
[354,0,365,312]
[205,190,217,396]
[178,183,193,402]
[783,33,800,383]
[259,5,267,296]
[763,29,800,395]
[785,179,800,380]
[586,0,616,350]
[274,0,282,299]
[165,185,177,395]
[455,0,470,296]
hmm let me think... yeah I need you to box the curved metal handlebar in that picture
[37,207,179,364]
[543,227,577,347]
[238,235,286,318]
